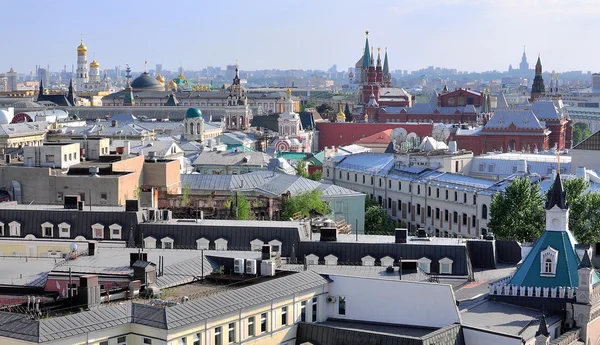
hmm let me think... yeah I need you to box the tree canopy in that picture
[364,197,400,235]
[309,169,322,181]
[573,122,592,147]
[295,161,309,178]
[282,190,330,220]
[561,178,600,244]
[223,192,252,220]
[488,177,545,242]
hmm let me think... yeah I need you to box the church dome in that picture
[185,108,202,119]
[336,110,346,120]
[156,74,165,85]
[77,39,87,54]
[130,72,165,91]
[0,110,13,124]
[168,80,177,90]
[90,60,99,68]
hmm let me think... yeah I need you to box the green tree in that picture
[570,192,600,244]
[282,190,330,220]
[316,103,334,115]
[132,186,141,200]
[573,122,592,146]
[300,101,316,112]
[181,183,191,207]
[309,170,322,181]
[223,192,252,220]
[363,197,399,235]
[295,161,309,178]
[488,177,545,242]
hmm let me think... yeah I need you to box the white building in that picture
[271,88,315,153]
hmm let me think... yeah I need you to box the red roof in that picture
[315,122,434,150]
[355,129,392,144]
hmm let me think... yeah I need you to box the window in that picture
[144,339,152,345]
[362,175,365,184]
[338,296,346,316]
[454,191,458,201]
[397,200,401,211]
[45,155,55,163]
[435,208,440,219]
[409,184,412,193]
[427,206,431,218]
[417,185,421,195]
[144,236,157,249]
[196,238,209,250]
[300,301,307,322]
[453,212,458,223]
[215,238,228,250]
[100,193,107,202]
[281,306,288,326]
[214,327,222,345]
[57,192,63,202]
[540,246,558,276]
[260,313,267,333]
[370,176,373,185]
[445,190,449,199]
[439,257,453,274]
[488,164,494,173]
[179,338,187,345]
[100,341,108,345]
[463,193,467,203]
[473,195,477,205]
[416,204,421,216]
[193,333,201,345]
[545,259,552,273]
[387,198,392,209]
[346,172,349,180]
[117,336,126,344]
[339,171,342,179]
[408,202,411,213]
[482,205,488,219]
[436,188,439,198]
[326,168,330,178]
[418,257,432,273]
[312,297,318,322]
[228,323,235,344]
[444,210,449,222]
[162,236,174,249]
[472,215,476,227]
[110,224,122,240]
[462,213,467,226]
[91,224,104,239]
[354,174,357,182]
[247,316,255,337]
[398,181,402,190]
[379,178,382,187]
[41,222,53,238]
[388,180,391,188]
[9,221,20,236]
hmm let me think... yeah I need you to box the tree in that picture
[572,122,592,147]
[309,170,322,181]
[223,192,252,220]
[300,101,316,112]
[344,103,352,122]
[295,161,309,178]
[364,197,399,235]
[559,177,600,243]
[316,103,334,115]
[132,186,141,200]
[181,183,191,207]
[282,190,330,220]
[488,177,545,242]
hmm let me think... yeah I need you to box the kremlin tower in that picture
[75,37,89,91]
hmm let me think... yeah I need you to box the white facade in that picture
[75,39,88,91]
[23,143,81,169]
[184,117,205,142]
[271,89,314,153]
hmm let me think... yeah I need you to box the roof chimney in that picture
[89,166,99,177]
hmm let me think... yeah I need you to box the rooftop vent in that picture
[89,166,99,177]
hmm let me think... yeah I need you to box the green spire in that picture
[344,103,352,122]
[382,48,389,74]
[362,31,371,68]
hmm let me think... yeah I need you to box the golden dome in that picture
[168,80,177,90]
[286,87,291,95]
[90,59,99,68]
[77,39,87,53]
[178,72,186,79]
[156,73,165,85]
[336,110,346,119]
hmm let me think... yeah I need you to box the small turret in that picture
[534,315,550,345]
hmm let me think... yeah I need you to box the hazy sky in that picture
[3,0,599,74]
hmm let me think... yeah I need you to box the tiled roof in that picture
[192,151,271,167]
[355,129,392,145]
[484,110,544,130]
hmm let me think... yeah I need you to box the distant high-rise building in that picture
[156,64,163,75]
[6,67,17,91]
[226,64,237,80]
[0,74,7,92]
[592,73,600,92]
[519,46,529,72]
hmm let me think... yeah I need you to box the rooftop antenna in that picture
[144,61,147,73]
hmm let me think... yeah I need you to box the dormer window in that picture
[541,246,558,277]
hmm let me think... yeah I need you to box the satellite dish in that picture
[431,124,451,143]
[390,128,408,152]
[70,243,78,252]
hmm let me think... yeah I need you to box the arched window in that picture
[197,123,201,134]
[544,258,553,274]
[482,205,488,219]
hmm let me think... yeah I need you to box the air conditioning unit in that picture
[245,259,257,275]
[326,296,337,303]
[48,251,62,258]
[260,260,276,276]
[162,210,172,222]
[234,258,245,274]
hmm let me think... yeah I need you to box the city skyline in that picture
[2,0,600,74]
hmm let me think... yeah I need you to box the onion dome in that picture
[185,108,202,119]
[168,80,177,90]
[90,59,99,68]
[156,73,165,85]
[77,39,87,54]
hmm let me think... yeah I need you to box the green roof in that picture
[227,145,257,152]
[185,108,202,119]
[276,152,309,161]
[509,230,600,288]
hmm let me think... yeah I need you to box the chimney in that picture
[89,166,99,177]
[123,140,130,156]
[111,120,118,127]
[148,151,157,162]
[395,228,407,244]
[261,245,272,260]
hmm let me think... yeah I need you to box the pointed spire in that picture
[39,79,44,93]
[535,315,549,338]
[362,31,371,68]
[376,48,382,67]
[579,250,593,269]
[545,173,567,210]
[370,47,374,67]
[383,47,389,74]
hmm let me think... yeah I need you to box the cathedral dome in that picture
[156,74,165,85]
[130,72,165,91]
[185,108,202,119]
[168,80,177,90]
[336,110,346,120]
[0,110,13,124]
[77,40,87,54]
[90,60,99,68]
